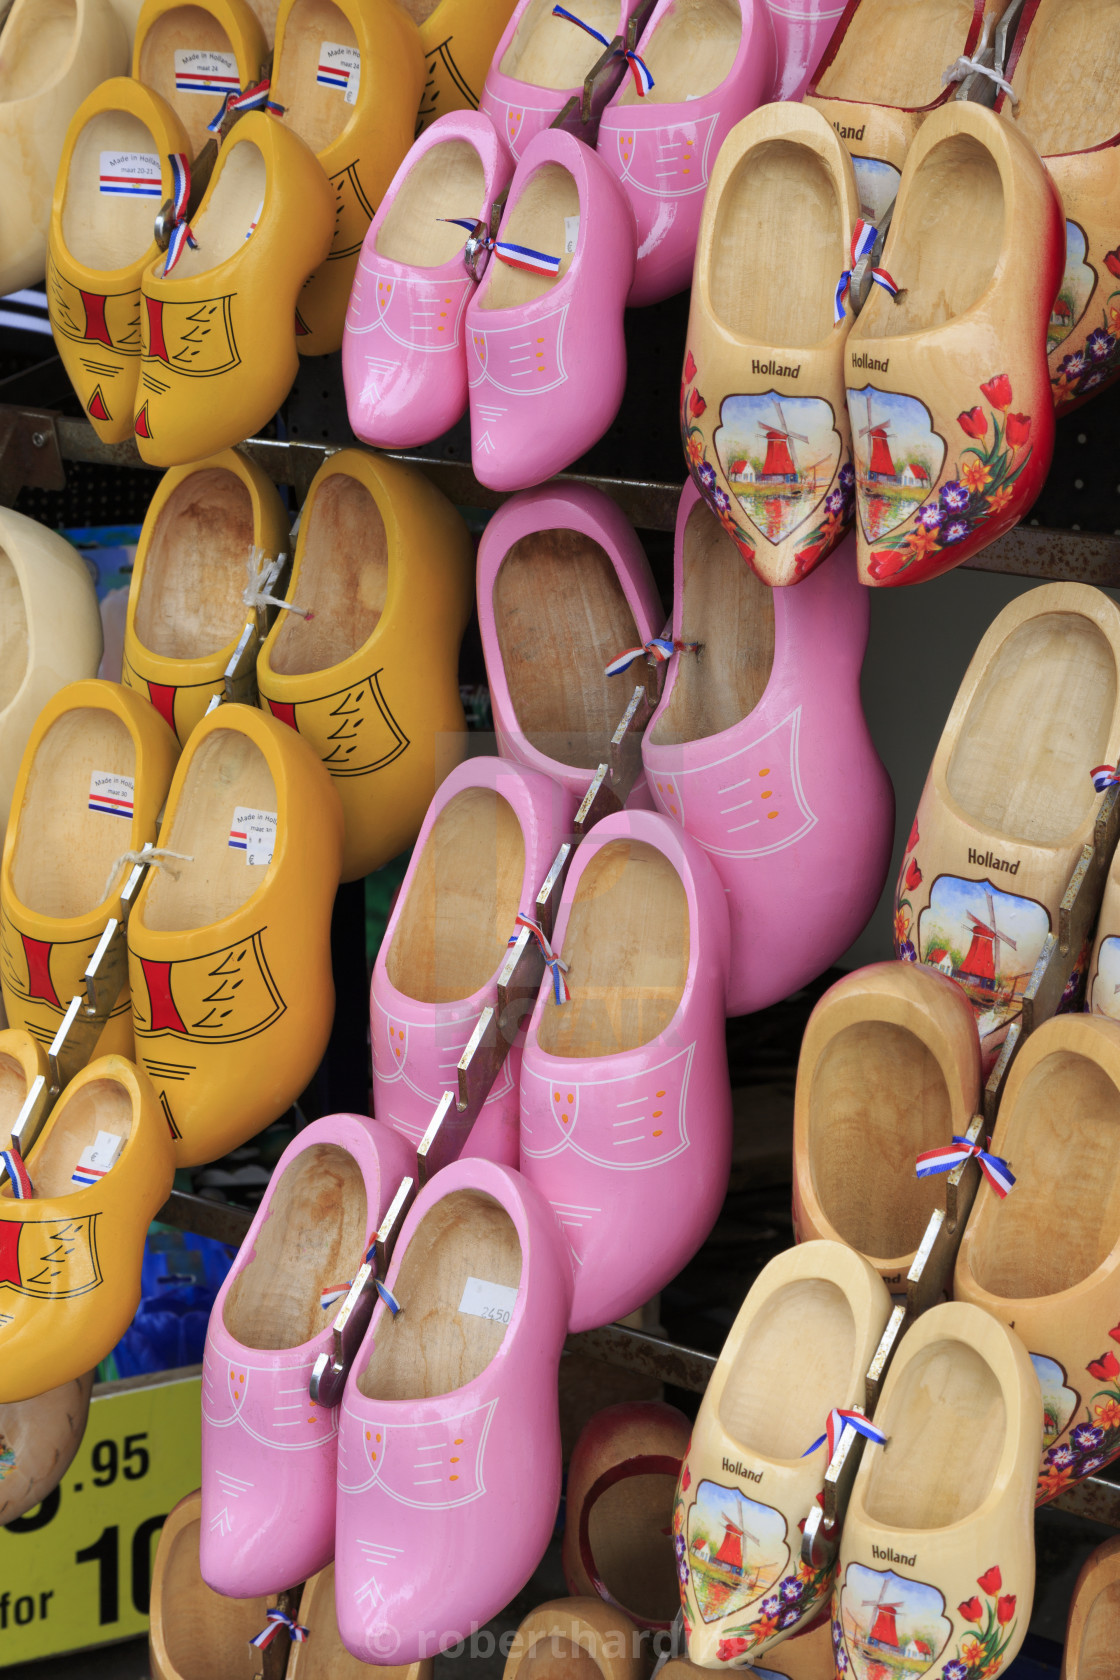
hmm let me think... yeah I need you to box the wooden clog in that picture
[271,0,424,355]
[149,1489,276,1680]
[48,78,191,443]
[502,1600,645,1680]
[793,961,982,1290]
[122,450,291,745]
[562,1400,691,1630]
[132,0,269,157]
[408,0,519,131]
[0,1371,94,1527]
[833,1300,1039,1680]
[681,102,862,585]
[111,0,148,44]
[656,1623,835,1680]
[1061,1535,1120,1680]
[845,100,1063,586]
[288,1564,434,1680]
[257,449,474,881]
[1088,846,1120,1020]
[892,582,1120,1076]
[954,1013,1120,1505]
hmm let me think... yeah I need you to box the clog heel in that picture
[121,450,291,745]
[1062,1536,1120,1680]
[674,1240,892,1665]
[48,79,190,442]
[501,1601,644,1680]
[833,1300,1040,1680]
[845,100,1063,586]
[288,1563,434,1680]
[1,679,179,1061]
[149,1489,276,1680]
[131,0,268,157]
[0,1372,94,1526]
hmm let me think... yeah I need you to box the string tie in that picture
[942,55,1018,105]
[915,1135,1016,1200]
[802,1407,886,1460]
[0,1144,33,1200]
[243,546,310,618]
[249,1610,308,1650]
[605,637,697,677]
[162,153,197,274]
[103,845,193,903]
[509,913,570,1003]
[551,5,654,94]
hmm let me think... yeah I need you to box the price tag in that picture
[88,772,134,820]
[173,49,240,97]
[228,807,277,867]
[98,153,162,199]
[71,1131,124,1189]
[564,215,580,256]
[458,1276,518,1324]
[318,41,360,97]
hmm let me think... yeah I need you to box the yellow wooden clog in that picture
[256,449,473,880]
[126,702,343,1167]
[121,449,291,744]
[410,0,518,130]
[271,0,424,354]
[1,680,180,1063]
[0,1054,175,1403]
[132,0,269,157]
[48,78,191,444]
[0,1031,48,1151]
[135,110,334,467]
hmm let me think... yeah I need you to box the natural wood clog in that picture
[111,0,147,43]
[681,103,861,585]
[562,1400,691,1630]
[0,1371,94,1527]
[845,100,1063,586]
[132,0,269,157]
[833,1300,1039,1680]
[656,1622,834,1680]
[502,1600,644,1680]
[892,582,1120,1076]
[793,961,982,1290]
[954,1014,1120,1505]
[149,1488,277,1680]
[121,449,290,745]
[409,0,519,131]
[1061,1535,1120,1680]
[288,1563,434,1680]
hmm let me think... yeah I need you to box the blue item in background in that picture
[96,1227,235,1382]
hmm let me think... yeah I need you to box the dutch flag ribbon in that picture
[320,1281,351,1310]
[208,77,284,132]
[1092,764,1120,793]
[834,218,879,324]
[375,1277,403,1316]
[802,1407,887,1460]
[249,1610,309,1650]
[605,636,697,677]
[508,913,570,1004]
[551,5,654,94]
[915,1135,1016,1200]
[871,266,900,299]
[493,238,562,276]
[0,1145,33,1200]
[162,153,198,275]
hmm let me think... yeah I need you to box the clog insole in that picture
[0,1053,28,1142]
[946,611,1116,846]
[708,138,844,346]
[62,110,162,272]
[272,0,358,157]
[813,0,975,108]
[376,138,486,268]
[1079,1581,1120,1680]
[618,0,740,107]
[160,1512,271,1680]
[481,163,579,309]
[650,498,773,747]
[537,838,688,1057]
[500,0,618,88]
[1011,0,1120,156]
[357,1188,522,1399]
[21,1076,133,1201]
[165,139,268,280]
[267,473,387,675]
[223,1142,367,1349]
[386,787,525,1004]
[718,1276,857,1460]
[0,0,77,102]
[135,467,255,658]
[0,550,27,710]
[494,527,646,768]
[136,7,242,155]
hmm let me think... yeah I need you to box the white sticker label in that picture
[458,1276,518,1324]
[229,806,277,866]
[88,771,135,819]
[564,215,580,255]
[99,151,162,199]
[174,48,240,96]
[72,1131,124,1187]
[318,40,360,96]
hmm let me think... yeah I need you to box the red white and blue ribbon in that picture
[0,1146,33,1200]
[551,5,654,94]
[802,1407,887,1460]
[440,215,487,239]
[375,1277,402,1316]
[494,239,561,276]
[834,219,878,323]
[1092,764,1120,793]
[509,913,570,1004]
[915,1135,1016,1200]
[605,637,698,677]
[320,1282,351,1310]
[249,1610,309,1650]
[208,77,283,132]
[871,266,900,299]
[162,153,197,275]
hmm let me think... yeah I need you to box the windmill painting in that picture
[851,156,901,228]
[1030,1354,1079,1449]
[847,385,946,542]
[685,1478,789,1623]
[838,1564,950,1680]
[1047,220,1095,355]
[917,876,1050,1067]
[714,392,842,546]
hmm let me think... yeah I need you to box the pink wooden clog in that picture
[370,756,576,1167]
[334,1157,574,1662]
[642,485,893,1016]
[518,808,732,1332]
[465,127,635,490]
[343,112,512,449]
[199,1114,415,1596]
[766,0,847,100]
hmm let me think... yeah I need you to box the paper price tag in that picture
[228,806,277,866]
[564,215,580,256]
[318,40,360,96]
[98,153,162,199]
[174,48,239,96]
[88,772,135,820]
[72,1132,124,1188]
[458,1276,518,1324]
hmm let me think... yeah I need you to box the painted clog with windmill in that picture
[680,102,864,585]
[844,100,1063,587]
[674,1240,892,1666]
[892,582,1120,1077]
[1086,830,1120,1021]
[131,0,268,158]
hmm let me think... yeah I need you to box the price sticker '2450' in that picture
[457,1276,518,1325]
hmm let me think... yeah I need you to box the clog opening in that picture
[0,0,76,101]
[0,1052,28,1134]
[1079,1581,1120,1680]
[813,0,974,107]
[538,838,688,1057]
[134,467,256,658]
[272,0,358,154]
[946,612,1116,845]
[649,498,773,746]
[223,1142,367,1349]
[708,139,843,346]
[481,164,579,309]
[141,727,278,931]
[357,1188,522,1398]
[517,1637,606,1680]
[863,1337,1005,1526]
[718,1278,855,1459]
[160,1510,272,1678]
[169,140,268,279]
[137,7,241,155]
[268,472,387,674]
[1011,0,1120,155]
[500,0,618,87]
[62,110,163,271]
[10,1076,133,1201]
[376,139,487,266]
[619,0,741,106]
[386,787,525,1003]
[966,1049,1120,1298]
[0,551,28,709]
[586,1469,681,1622]
[808,1022,948,1263]
[10,706,137,918]
[856,134,1004,337]
[495,527,649,768]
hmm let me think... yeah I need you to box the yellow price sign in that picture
[0,1371,201,1666]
